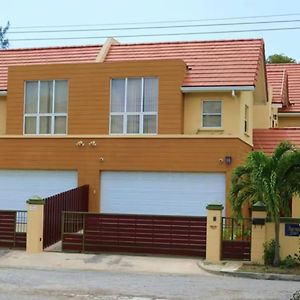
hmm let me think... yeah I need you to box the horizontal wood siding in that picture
[6,60,186,135]
[0,137,251,213]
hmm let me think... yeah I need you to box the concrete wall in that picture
[278,116,300,127]
[265,222,300,259]
[184,91,253,145]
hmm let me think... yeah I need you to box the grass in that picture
[239,264,300,275]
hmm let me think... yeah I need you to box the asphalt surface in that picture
[0,266,299,300]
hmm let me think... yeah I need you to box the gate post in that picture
[206,204,223,262]
[26,196,45,253]
[251,202,267,264]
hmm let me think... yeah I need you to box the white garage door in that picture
[0,170,78,210]
[101,171,225,216]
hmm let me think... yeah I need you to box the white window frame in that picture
[109,77,158,135]
[244,104,249,134]
[23,80,68,135]
[201,100,223,129]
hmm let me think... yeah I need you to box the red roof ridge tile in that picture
[115,38,264,47]
[0,44,102,52]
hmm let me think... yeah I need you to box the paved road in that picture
[0,267,299,300]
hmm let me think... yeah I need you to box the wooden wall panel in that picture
[6,60,186,135]
[0,137,251,213]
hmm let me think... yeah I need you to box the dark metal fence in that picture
[221,217,251,260]
[62,212,207,257]
[43,185,89,249]
[0,210,27,249]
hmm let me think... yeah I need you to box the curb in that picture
[197,261,300,282]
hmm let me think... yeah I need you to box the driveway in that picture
[0,263,299,299]
[0,250,298,299]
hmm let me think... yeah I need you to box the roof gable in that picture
[267,64,300,112]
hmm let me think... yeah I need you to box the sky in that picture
[1,0,300,60]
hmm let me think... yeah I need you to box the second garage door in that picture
[101,171,225,216]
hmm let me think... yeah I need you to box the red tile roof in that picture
[0,45,101,90]
[266,68,289,106]
[105,39,264,87]
[253,128,300,154]
[267,64,300,113]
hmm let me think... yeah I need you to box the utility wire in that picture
[9,25,300,42]
[9,12,300,30]
[8,18,300,34]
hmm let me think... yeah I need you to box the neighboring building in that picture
[0,37,286,216]
[267,64,300,127]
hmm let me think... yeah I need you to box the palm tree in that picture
[230,141,300,266]
[0,21,10,49]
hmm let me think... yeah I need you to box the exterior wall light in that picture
[225,155,232,165]
[75,140,85,147]
[89,141,97,147]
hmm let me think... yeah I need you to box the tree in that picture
[0,21,10,49]
[267,53,296,64]
[230,141,300,266]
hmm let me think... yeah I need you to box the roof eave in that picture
[181,86,255,93]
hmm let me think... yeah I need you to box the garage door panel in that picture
[101,171,225,216]
[0,170,78,210]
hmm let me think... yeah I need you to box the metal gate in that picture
[0,210,27,249]
[62,212,207,257]
[221,217,251,260]
[43,185,89,249]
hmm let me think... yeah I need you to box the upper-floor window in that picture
[244,104,249,133]
[202,100,222,128]
[24,80,68,135]
[110,77,158,134]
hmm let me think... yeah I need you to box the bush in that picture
[281,255,299,268]
[290,290,300,300]
[263,239,275,266]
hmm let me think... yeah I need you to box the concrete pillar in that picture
[206,204,223,262]
[26,196,45,253]
[250,202,267,264]
[292,195,300,218]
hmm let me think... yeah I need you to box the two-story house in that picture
[0,38,271,216]
[266,63,300,127]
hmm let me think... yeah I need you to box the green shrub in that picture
[263,239,275,266]
[281,255,299,268]
[290,290,300,300]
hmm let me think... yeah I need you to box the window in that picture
[244,105,249,133]
[24,80,68,134]
[110,77,158,134]
[202,100,222,128]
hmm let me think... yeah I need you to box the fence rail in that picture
[62,212,207,257]
[0,210,27,249]
[43,185,89,249]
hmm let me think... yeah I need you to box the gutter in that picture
[0,91,7,96]
[278,112,300,117]
[181,86,255,93]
